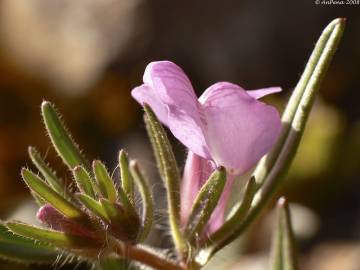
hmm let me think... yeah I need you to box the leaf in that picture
[119,150,134,200]
[0,222,58,264]
[22,168,84,220]
[73,165,96,199]
[114,181,139,227]
[184,167,226,243]
[6,222,97,249]
[100,200,125,222]
[101,199,140,242]
[77,194,109,222]
[254,18,346,188]
[41,101,89,170]
[203,18,346,261]
[117,152,139,230]
[93,160,118,203]
[31,191,47,206]
[129,161,154,242]
[144,105,186,252]
[270,198,298,270]
[28,146,65,196]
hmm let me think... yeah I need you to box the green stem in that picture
[113,241,184,270]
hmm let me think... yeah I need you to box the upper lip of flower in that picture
[132,60,282,174]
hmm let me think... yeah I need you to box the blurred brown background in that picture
[0,1,359,269]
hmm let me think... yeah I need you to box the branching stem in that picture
[113,241,184,270]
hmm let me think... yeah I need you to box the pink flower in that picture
[132,61,282,233]
[37,204,95,239]
[180,151,236,234]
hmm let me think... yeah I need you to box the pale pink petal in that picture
[180,151,216,227]
[167,108,211,158]
[143,61,197,103]
[131,85,168,124]
[246,87,282,99]
[200,82,281,173]
[143,61,210,159]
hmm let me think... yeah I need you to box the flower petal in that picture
[143,61,197,103]
[200,82,282,173]
[180,152,216,226]
[246,87,282,100]
[131,84,168,124]
[143,61,210,158]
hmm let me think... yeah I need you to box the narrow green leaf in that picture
[77,194,109,222]
[73,165,96,199]
[119,150,134,200]
[203,177,257,247]
[114,166,139,226]
[0,222,57,264]
[93,160,118,203]
[203,18,346,261]
[185,167,226,243]
[117,186,139,227]
[254,18,346,187]
[100,199,125,222]
[6,222,96,248]
[22,168,84,220]
[116,152,140,233]
[144,105,186,253]
[28,146,65,195]
[101,199,140,242]
[129,160,154,242]
[270,198,298,270]
[31,191,47,206]
[41,101,89,170]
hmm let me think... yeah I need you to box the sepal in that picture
[6,222,100,249]
[21,168,85,220]
[144,104,186,253]
[0,222,58,264]
[129,160,154,242]
[184,167,226,244]
[93,160,118,203]
[41,101,89,169]
[270,198,298,270]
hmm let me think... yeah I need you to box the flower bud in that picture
[37,204,95,239]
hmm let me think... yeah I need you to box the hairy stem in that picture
[113,241,184,270]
